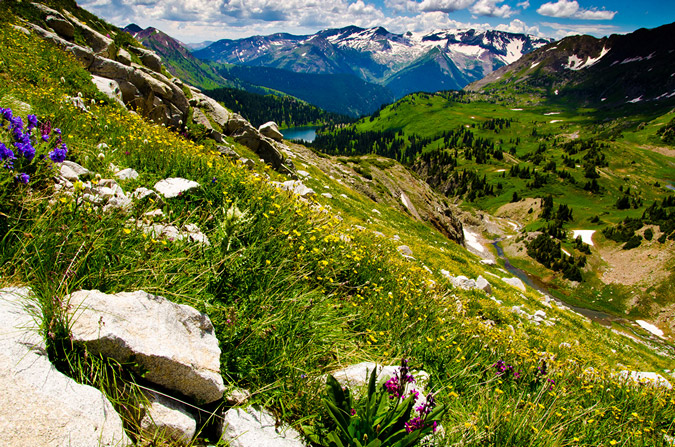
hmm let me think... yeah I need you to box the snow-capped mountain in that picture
[467,21,675,108]
[193,26,551,98]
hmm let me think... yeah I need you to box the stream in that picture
[491,240,622,326]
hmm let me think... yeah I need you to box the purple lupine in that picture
[0,142,14,161]
[16,173,29,184]
[49,143,68,163]
[27,114,38,131]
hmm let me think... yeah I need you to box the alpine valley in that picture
[1,1,674,446]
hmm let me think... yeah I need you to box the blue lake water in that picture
[666,183,675,191]
[281,126,319,142]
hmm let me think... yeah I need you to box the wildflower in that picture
[0,142,14,161]
[27,114,38,131]
[49,143,68,163]
[16,173,29,184]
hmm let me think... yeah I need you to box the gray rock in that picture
[133,186,157,201]
[233,125,261,151]
[259,121,283,141]
[63,10,114,58]
[91,74,124,106]
[68,290,225,403]
[45,14,74,40]
[192,108,213,129]
[238,158,255,169]
[26,23,95,69]
[192,92,231,128]
[502,277,526,292]
[226,388,252,406]
[616,371,672,389]
[11,24,31,36]
[397,245,413,257]
[128,46,163,72]
[219,407,305,447]
[226,114,249,134]
[0,287,131,446]
[60,160,90,180]
[273,180,315,198]
[330,362,429,405]
[154,177,200,198]
[140,390,197,445]
[117,47,132,66]
[321,193,333,199]
[475,275,492,294]
[89,56,134,80]
[217,145,239,158]
[115,168,139,180]
[451,275,476,290]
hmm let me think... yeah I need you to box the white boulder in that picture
[140,390,197,445]
[475,275,492,294]
[220,407,305,447]
[0,287,131,446]
[259,121,284,142]
[154,177,200,198]
[68,290,225,403]
[115,168,140,181]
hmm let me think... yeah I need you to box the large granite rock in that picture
[219,407,305,447]
[0,287,131,447]
[45,14,74,40]
[259,121,283,141]
[128,46,163,73]
[140,390,197,445]
[91,74,124,106]
[68,290,225,403]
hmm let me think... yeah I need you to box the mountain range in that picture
[468,22,675,111]
[194,26,551,100]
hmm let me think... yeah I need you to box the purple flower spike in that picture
[16,173,29,184]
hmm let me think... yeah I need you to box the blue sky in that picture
[77,0,675,43]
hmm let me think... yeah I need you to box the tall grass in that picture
[0,20,673,447]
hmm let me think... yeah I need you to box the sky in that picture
[77,0,675,43]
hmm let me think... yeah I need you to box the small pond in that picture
[281,126,320,142]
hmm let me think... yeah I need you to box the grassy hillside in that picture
[310,90,675,322]
[1,7,674,447]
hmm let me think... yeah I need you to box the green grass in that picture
[0,16,674,447]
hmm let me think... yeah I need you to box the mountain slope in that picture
[194,26,551,99]
[123,25,234,90]
[467,22,675,111]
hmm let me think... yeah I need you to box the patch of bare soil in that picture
[495,198,541,225]
[640,144,675,158]
[597,227,674,287]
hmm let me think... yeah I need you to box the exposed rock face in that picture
[476,275,492,294]
[60,160,90,180]
[91,74,124,106]
[68,290,225,403]
[219,407,306,447]
[128,46,163,73]
[140,390,197,445]
[397,245,414,257]
[0,287,131,447]
[45,14,74,39]
[259,121,284,141]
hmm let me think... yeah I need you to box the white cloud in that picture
[574,8,616,20]
[536,0,579,18]
[541,21,622,37]
[496,18,543,36]
[470,0,515,18]
[409,0,474,13]
[516,0,529,9]
[536,0,617,20]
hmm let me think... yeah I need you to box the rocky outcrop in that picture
[259,121,284,141]
[219,407,306,447]
[140,390,197,445]
[0,287,132,446]
[68,290,225,403]
[24,3,297,175]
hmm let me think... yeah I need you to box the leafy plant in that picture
[304,360,444,447]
